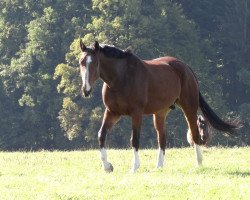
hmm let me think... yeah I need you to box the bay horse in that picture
[79,40,240,172]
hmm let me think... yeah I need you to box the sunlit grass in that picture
[0,147,249,200]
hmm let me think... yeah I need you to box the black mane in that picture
[100,45,133,59]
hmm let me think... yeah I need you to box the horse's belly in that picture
[143,97,178,114]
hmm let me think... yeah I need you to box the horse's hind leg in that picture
[194,144,202,166]
[178,93,201,145]
[179,96,204,166]
[98,109,120,172]
[153,111,168,168]
[187,129,202,166]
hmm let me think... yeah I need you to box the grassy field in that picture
[0,147,249,200]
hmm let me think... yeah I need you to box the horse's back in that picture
[147,56,199,90]
[143,56,199,114]
[145,56,178,64]
[145,56,194,78]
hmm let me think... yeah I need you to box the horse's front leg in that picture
[98,109,120,172]
[130,112,142,173]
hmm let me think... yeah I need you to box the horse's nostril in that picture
[85,91,90,97]
[84,89,92,97]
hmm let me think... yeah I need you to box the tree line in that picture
[0,0,249,150]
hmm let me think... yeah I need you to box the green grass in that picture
[0,147,249,200]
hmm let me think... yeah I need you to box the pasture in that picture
[0,147,249,200]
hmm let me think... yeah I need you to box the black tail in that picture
[199,92,241,136]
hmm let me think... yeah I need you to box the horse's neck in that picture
[99,57,127,88]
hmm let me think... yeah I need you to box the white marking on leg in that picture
[85,55,92,91]
[100,148,113,172]
[194,144,202,166]
[156,148,164,168]
[131,148,140,173]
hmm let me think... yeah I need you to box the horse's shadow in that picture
[227,171,250,177]
[190,166,250,178]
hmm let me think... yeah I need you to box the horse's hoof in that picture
[156,164,164,168]
[103,162,113,173]
[130,163,140,173]
[130,167,137,173]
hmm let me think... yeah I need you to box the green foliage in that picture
[58,98,85,140]
[175,0,250,145]
[0,0,91,150]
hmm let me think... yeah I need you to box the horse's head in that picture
[197,115,211,144]
[79,40,100,97]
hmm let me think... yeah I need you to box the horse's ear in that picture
[94,41,100,51]
[80,39,86,52]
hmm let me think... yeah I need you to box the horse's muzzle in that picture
[83,89,92,97]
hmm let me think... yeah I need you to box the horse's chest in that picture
[103,89,131,115]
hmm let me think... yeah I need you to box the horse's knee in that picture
[184,114,205,145]
[98,129,107,148]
